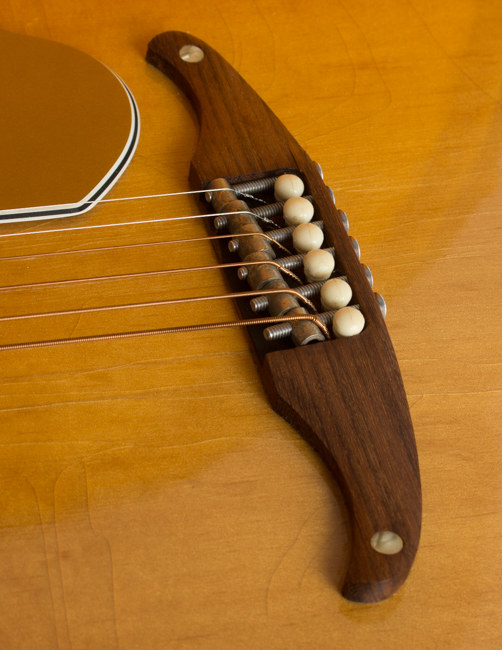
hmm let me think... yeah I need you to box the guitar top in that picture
[0,2,501,648]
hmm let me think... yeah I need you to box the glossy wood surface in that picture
[147,30,421,603]
[0,1,501,648]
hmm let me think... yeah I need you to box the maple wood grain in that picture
[0,1,501,648]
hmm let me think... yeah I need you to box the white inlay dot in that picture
[370,531,404,555]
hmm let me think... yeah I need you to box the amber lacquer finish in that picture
[0,1,501,648]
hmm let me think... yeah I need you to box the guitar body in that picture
[0,2,501,648]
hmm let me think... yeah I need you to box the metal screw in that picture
[263,305,360,341]
[278,246,335,271]
[362,263,373,288]
[337,210,348,233]
[252,201,284,220]
[228,239,240,253]
[213,216,228,230]
[314,162,324,180]
[250,281,325,312]
[263,322,293,341]
[349,236,360,260]
[213,198,315,231]
[250,295,270,312]
[179,45,205,63]
[229,220,323,255]
[251,247,334,283]
[375,292,387,319]
[232,177,277,195]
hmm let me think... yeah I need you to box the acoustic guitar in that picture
[0,2,500,649]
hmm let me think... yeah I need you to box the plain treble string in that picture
[0,187,276,243]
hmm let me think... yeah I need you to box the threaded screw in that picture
[250,281,325,312]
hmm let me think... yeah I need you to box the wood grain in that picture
[147,30,421,603]
[0,0,501,648]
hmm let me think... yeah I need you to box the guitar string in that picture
[0,314,329,352]
[0,230,288,263]
[0,287,318,323]
[0,221,311,333]
[0,186,331,349]
[0,208,279,244]
[0,186,268,224]
[0,184,281,245]
[0,237,172,263]
[0,257,301,293]
[0,185,288,268]
[0,195,308,324]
